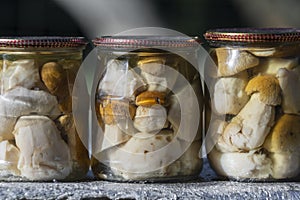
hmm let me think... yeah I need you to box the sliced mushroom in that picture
[1,59,40,92]
[216,48,259,77]
[213,71,249,115]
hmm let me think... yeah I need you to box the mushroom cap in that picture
[245,75,281,105]
[135,91,166,106]
[269,152,300,179]
[41,62,66,96]
[264,114,300,153]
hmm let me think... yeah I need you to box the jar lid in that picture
[93,36,200,49]
[0,36,87,48]
[204,28,300,46]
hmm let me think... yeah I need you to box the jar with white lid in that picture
[91,36,203,182]
[0,37,89,181]
[204,28,300,181]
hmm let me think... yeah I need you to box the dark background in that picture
[0,0,81,36]
[1,0,299,40]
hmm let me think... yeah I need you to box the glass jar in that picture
[204,28,300,181]
[91,36,203,182]
[0,37,89,181]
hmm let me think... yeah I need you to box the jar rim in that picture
[204,28,300,45]
[0,36,87,48]
[93,35,201,49]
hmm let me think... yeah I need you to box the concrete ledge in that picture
[0,160,299,199]
[0,180,299,199]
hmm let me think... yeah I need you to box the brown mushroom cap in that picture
[264,114,300,153]
[135,91,166,106]
[99,96,136,125]
[41,62,67,96]
[245,75,281,105]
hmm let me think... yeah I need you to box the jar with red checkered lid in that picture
[0,37,89,181]
[204,28,300,181]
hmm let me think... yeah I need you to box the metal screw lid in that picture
[93,36,200,49]
[204,28,300,46]
[0,36,87,48]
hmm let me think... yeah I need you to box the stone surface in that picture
[0,160,299,199]
[0,180,299,199]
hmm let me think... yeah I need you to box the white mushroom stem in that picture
[13,116,72,181]
[217,93,275,152]
[213,71,249,115]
